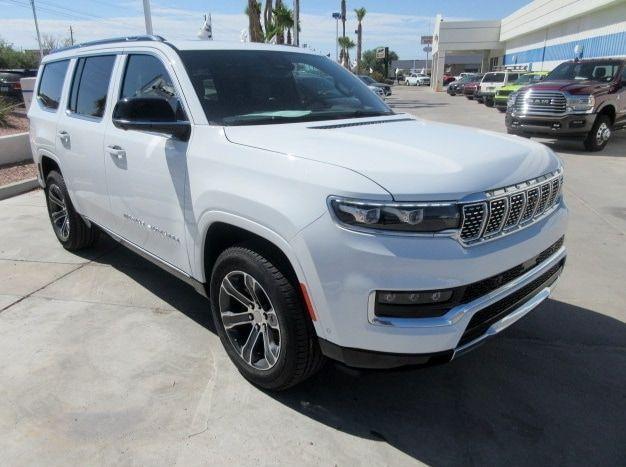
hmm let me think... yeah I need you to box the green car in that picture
[494,71,549,111]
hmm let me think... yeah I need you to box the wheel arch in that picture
[40,154,61,184]
[194,213,307,290]
[597,104,616,125]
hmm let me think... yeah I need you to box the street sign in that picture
[421,35,433,45]
[423,46,432,53]
[376,47,386,59]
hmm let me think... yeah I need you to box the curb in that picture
[0,178,39,201]
[0,132,31,165]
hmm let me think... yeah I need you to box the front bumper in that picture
[319,248,564,368]
[506,112,595,136]
[292,201,568,360]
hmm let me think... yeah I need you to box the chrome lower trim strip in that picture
[367,245,566,328]
[453,287,551,357]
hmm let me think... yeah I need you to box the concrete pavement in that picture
[0,86,624,466]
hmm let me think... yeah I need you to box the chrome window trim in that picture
[367,244,566,328]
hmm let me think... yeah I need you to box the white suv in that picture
[28,36,568,389]
[477,70,521,107]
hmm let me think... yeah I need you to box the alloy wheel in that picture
[218,271,281,370]
[596,122,611,145]
[48,184,70,241]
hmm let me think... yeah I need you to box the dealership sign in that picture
[376,47,386,59]
[421,35,433,45]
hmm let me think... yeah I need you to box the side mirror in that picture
[112,97,190,141]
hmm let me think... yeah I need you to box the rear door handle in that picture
[57,130,69,143]
[106,145,126,159]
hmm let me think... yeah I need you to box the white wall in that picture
[500,0,621,42]
[503,1,626,71]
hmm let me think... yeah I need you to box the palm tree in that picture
[245,0,264,42]
[264,0,273,35]
[354,7,366,72]
[268,3,294,44]
[338,36,355,69]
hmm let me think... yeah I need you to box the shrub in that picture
[0,97,16,128]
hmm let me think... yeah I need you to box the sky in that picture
[0,0,530,59]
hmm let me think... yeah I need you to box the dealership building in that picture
[431,0,626,90]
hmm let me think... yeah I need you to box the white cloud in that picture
[0,6,465,59]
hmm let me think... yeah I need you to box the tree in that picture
[354,7,366,73]
[337,36,355,70]
[362,47,398,78]
[0,37,40,68]
[246,0,264,42]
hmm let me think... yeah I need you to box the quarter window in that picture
[120,54,185,119]
[68,55,116,118]
[37,60,69,110]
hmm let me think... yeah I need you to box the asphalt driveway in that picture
[1,86,624,466]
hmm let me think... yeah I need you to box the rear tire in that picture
[210,245,325,390]
[583,114,612,152]
[45,170,98,251]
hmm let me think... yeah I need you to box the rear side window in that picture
[120,54,185,119]
[68,55,116,118]
[37,60,69,110]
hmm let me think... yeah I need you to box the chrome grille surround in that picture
[459,168,564,246]
[513,90,567,116]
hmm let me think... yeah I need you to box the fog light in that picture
[377,289,454,305]
[552,122,561,130]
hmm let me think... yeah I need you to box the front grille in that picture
[458,258,565,347]
[513,90,567,115]
[459,170,563,245]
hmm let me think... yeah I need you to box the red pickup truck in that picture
[506,58,626,151]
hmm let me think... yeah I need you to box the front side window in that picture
[120,54,185,119]
[37,60,69,110]
[547,61,620,82]
[68,55,116,118]
[180,50,392,125]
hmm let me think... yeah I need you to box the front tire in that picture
[45,170,98,251]
[583,114,612,152]
[210,246,324,390]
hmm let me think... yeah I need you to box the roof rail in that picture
[51,35,166,54]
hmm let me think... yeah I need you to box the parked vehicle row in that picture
[447,59,626,151]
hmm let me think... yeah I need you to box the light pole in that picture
[332,12,341,62]
[142,0,154,35]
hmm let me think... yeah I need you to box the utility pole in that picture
[341,0,346,37]
[29,0,44,59]
[142,0,154,35]
[69,26,74,45]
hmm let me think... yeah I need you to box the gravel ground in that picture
[0,161,37,186]
[0,108,29,137]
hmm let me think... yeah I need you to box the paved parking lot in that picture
[1,85,624,466]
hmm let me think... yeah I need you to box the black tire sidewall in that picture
[45,171,78,248]
[209,247,304,389]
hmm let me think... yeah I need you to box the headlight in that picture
[507,92,517,108]
[329,197,461,233]
[566,94,594,113]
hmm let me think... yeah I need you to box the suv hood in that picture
[525,80,611,95]
[223,115,560,201]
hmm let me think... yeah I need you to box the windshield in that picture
[359,75,376,84]
[546,61,620,82]
[482,73,505,83]
[514,74,545,85]
[179,50,392,125]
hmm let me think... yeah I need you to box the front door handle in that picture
[106,145,126,159]
[57,131,69,143]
